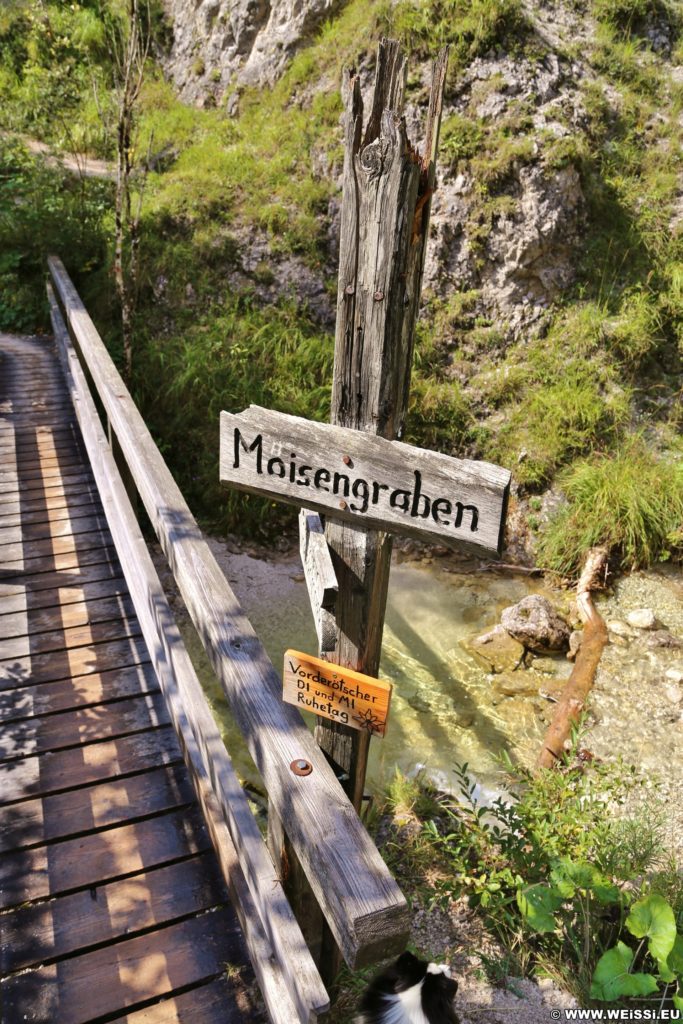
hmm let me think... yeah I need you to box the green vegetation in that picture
[0,0,681,572]
[382,0,531,66]
[0,137,111,330]
[367,746,683,1009]
[538,440,683,573]
[134,294,334,533]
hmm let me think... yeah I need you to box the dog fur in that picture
[355,951,460,1024]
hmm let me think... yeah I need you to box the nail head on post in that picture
[290,759,313,776]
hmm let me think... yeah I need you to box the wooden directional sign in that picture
[299,509,338,653]
[283,650,392,737]
[220,406,510,557]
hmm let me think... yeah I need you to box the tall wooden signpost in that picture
[220,39,511,978]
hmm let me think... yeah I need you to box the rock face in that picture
[423,53,586,335]
[162,0,340,103]
[501,595,570,652]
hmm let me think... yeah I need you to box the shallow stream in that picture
[182,542,563,797]
[174,539,683,841]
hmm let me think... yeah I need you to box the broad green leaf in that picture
[657,958,676,984]
[626,894,677,962]
[591,942,659,1001]
[516,884,563,933]
[665,933,683,976]
[549,860,575,899]
[673,993,683,1010]
[550,858,619,904]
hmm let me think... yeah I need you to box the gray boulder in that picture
[501,595,570,653]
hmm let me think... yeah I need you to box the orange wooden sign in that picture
[283,650,392,737]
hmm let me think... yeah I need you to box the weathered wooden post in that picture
[218,37,511,987]
[316,39,448,810]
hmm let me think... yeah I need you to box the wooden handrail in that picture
[47,256,410,974]
[47,284,325,1024]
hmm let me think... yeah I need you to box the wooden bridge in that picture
[0,260,410,1024]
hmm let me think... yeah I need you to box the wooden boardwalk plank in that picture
[0,525,114,568]
[0,726,183,804]
[0,806,211,908]
[0,691,169,761]
[0,482,102,518]
[0,557,123,595]
[0,512,110,551]
[0,502,105,534]
[0,662,159,724]
[0,909,250,1024]
[0,575,128,618]
[109,975,262,1024]
[0,609,141,660]
[0,591,134,642]
[0,853,223,974]
[0,764,195,853]
[0,634,149,690]
[0,333,260,1023]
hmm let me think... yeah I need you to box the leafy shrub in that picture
[417,748,682,1006]
[538,440,683,574]
[0,138,111,330]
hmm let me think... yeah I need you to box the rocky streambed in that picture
[154,536,683,851]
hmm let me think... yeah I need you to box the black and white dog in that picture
[355,951,460,1024]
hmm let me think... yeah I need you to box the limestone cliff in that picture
[163,0,341,103]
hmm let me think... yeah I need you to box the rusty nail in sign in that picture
[373,290,384,301]
[290,759,313,776]
[342,455,352,466]
[338,500,348,510]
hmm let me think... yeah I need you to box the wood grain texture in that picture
[309,44,455,822]
[299,510,337,653]
[0,662,159,724]
[0,634,150,690]
[0,692,170,761]
[0,907,249,1024]
[49,255,410,970]
[220,405,510,557]
[0,725,182,804]
[0,806,211,908]
[109,975,263,1024]
[0,853,222,973]
[0,764,194,853]
[1,330,256,1024]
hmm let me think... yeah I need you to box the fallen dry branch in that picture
[537,547,609,770]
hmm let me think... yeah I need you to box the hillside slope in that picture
[1,0,682,571]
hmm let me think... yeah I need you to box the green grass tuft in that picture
[538,440,683,574]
